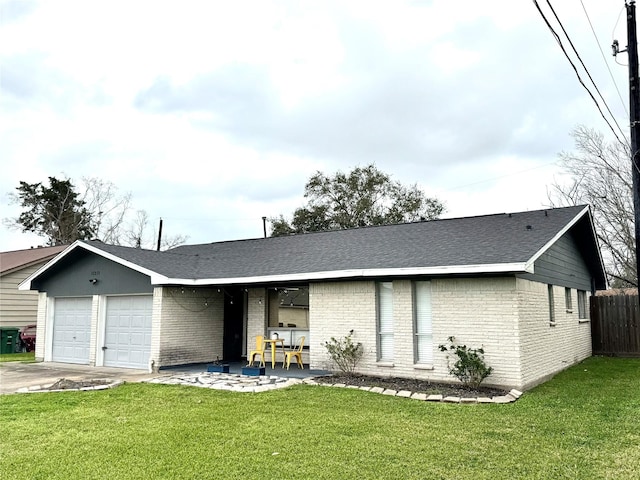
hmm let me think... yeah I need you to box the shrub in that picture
[324,330,364,375]
[438,336,493,388]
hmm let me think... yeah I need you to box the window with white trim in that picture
[377,282,394,361]
[414,281,433,364]
[577,290,587,319]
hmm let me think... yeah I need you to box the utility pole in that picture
[157,218,163,251]
[627,1,640,297]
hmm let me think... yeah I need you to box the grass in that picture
[0,356,639,479]
[0,352,35,363]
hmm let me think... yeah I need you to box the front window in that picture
[414,281,433,364]
[377,282,394,361]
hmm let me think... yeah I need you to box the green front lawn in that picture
[1,356,638,479]
[0,352,35,363]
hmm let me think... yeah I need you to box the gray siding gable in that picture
[34,249,153,296]
[518,230,592,290]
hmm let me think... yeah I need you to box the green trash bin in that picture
[0,327,20,354]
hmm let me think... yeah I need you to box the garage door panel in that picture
[52,298,92,364]
[130,332,145,344]
[104,296,152,369]
[130,317,145,328]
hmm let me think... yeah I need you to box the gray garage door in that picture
[104,295,152,369]
[52,297,92,364]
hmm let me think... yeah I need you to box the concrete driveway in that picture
[0,362,158,394]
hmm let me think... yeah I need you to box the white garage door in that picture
[52,297,92,364]
[104,296,152,369]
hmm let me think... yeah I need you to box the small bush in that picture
[438,336,493,388]
[324,330,363,375]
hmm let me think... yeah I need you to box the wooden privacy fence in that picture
[591,294,640,357]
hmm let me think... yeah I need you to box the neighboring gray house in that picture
[21,205,605,390]
[0,245,67,329]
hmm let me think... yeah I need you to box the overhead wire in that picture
[579,0,629,117]
[544,0,628,146]
[443,161,559,191]
[613,5,629,67]
[543,0,629,146]
[532,0,629,148]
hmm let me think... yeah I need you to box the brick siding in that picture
[34,292,47,361]
[308,276,591,390]
[516,278,592,389]
[155,286,224,367]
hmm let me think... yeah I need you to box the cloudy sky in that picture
[0,0,631,251]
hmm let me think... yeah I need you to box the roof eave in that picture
[1,255,59,277]
[154,262,531,286]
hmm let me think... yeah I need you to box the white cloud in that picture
[0,0,631,250]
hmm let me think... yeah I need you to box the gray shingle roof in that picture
[76,205,600,285]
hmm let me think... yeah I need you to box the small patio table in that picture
[262,338,286,368]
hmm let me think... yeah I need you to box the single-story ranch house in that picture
[20,205,606,390]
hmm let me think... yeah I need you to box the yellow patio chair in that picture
[248,335,266,367]
[283,336,305,370]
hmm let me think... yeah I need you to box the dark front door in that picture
[223,288,244,361]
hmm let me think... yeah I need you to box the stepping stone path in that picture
[145,372,302,393]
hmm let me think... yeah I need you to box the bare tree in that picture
[80,177,132,244]
[548,125,636,288]
[123,209,149,248]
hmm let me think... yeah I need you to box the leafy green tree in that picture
[10,177,94,245]
[270,164,445,236]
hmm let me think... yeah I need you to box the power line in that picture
[613,4,629,67]
[532,0,629,148]
[543,0,628,144]
[579,0,629,118]
[444,161,558,191]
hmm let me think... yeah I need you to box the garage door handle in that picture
[102,346,107,351]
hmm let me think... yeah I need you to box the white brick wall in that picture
[432,277,521,388]
[34,292,47,361]
[247,288,267,346]
[516,278,592,389]
[88,295,100,366]
[33,276,592,386]
[154,286,224,367]
[309,281,377,371]
[309,277,593,390]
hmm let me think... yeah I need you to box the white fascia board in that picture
[524,205,591,272]
[19,240,167,290]
[155,262,529,286]
[75,242,165,280]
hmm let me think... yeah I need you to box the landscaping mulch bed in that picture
[320,373,508,398]
[48,378,113,390]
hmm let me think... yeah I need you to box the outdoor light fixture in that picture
[89,278,98,285]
